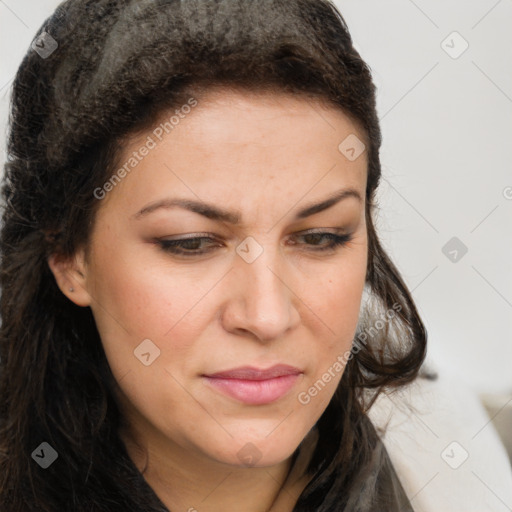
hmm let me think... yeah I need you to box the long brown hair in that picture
[0,1,429,510]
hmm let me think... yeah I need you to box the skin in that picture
[48,88,369,512]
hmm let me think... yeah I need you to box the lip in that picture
[203,365,303,405]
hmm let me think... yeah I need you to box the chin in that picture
[208,433,301,469]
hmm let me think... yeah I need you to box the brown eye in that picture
[157,236,220,256]
[293,231,353,251]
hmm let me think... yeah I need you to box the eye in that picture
[290,230,354,252]
[156,230,354,257]
[157,235,221,256]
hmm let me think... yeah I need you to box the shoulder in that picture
[368,358,512,512]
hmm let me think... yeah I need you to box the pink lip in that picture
[203,365,303,405]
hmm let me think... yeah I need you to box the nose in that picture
[220,243,301,343]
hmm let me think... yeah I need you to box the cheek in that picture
[87,252,214,441]
[296,258,366,410]
[307,259,366,347]
[294,280,364,416]
[330,276,364,339]
[87,244,219,381]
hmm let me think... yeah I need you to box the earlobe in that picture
[47,250,92,307]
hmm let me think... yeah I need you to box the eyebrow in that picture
[132,188,362,224]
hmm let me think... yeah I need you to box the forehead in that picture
[163,87,367,144]
[96,88,368,219]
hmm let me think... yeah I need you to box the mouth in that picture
[202,364,303,405]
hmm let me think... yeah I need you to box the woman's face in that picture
[52,89,368,469]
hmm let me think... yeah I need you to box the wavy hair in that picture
[0,0,430,510]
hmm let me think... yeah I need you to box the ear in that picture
[47,248,92,307]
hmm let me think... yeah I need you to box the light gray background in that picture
[1,1,511,393]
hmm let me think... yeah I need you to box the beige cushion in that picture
[368,359,512,512]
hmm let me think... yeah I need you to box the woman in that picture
[0,0,429,510]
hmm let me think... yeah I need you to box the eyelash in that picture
[156,231,354,257]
